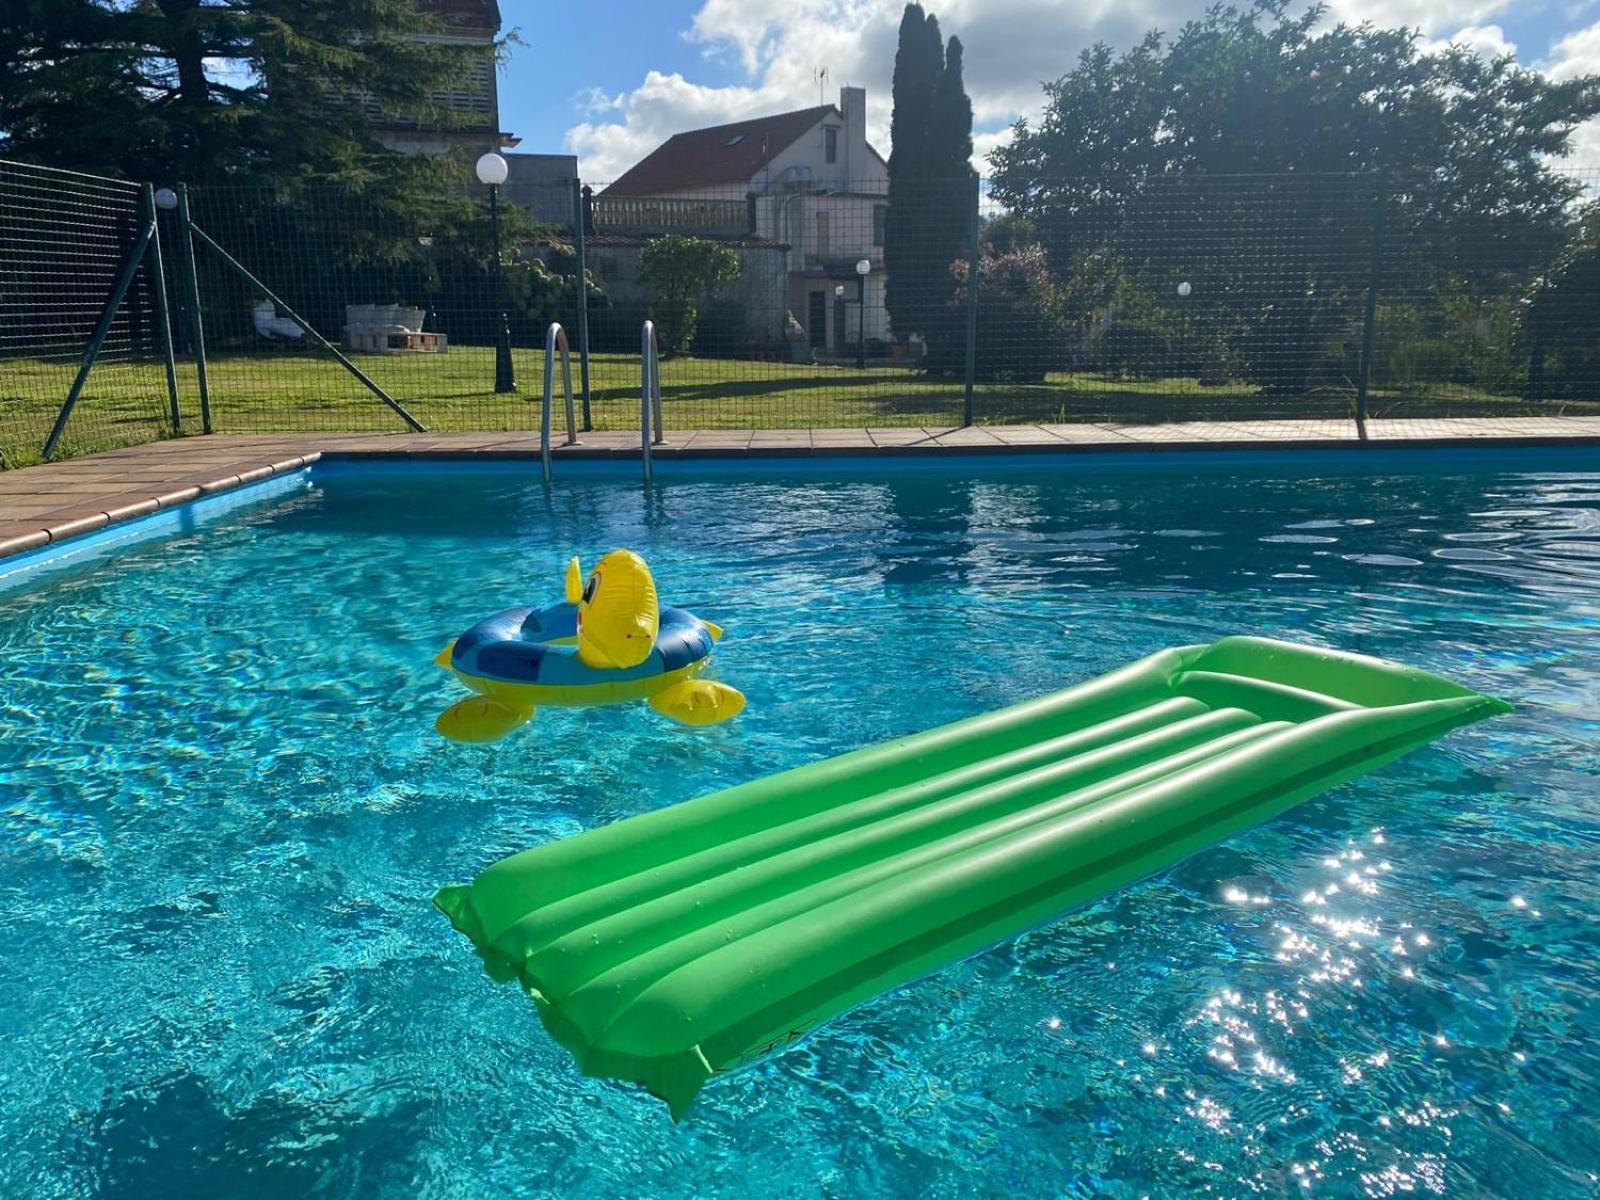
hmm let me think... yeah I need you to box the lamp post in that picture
[1176,280,1191,385]
[477,152,516,394]
[855,258,871,370]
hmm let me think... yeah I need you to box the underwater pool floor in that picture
[2,449,1599,1197]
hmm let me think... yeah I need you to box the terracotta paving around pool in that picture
[3,416,1599,562]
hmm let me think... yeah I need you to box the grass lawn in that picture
[4,344,1596,467]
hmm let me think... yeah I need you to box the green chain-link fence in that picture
[3,158,1597,466]
[0,162,182,465]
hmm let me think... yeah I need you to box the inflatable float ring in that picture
[435,550,746,742]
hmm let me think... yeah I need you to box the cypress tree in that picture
[924,34,975,364]
[884,6,974,354]
[884,3,942,342]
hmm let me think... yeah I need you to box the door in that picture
[807,291,826,348]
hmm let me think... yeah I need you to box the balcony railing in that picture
[590,195,751,236]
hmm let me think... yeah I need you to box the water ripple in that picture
[2,456,1599,1197]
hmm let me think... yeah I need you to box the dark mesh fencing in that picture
[582,177,941,429]
[3,159,1598,464]
[977,173,1380,424]
[984,168,1600,428]
[0,162,176,465]
[1370,170,1600,428]
[181,176,584,435]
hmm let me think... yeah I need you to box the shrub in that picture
[1090,321,1171,379]
[950,243,1066,382]
[638,235,741,356]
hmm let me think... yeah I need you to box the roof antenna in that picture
[814,66,828,106]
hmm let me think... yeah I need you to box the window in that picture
[726,134,746,146]
[824,125,838,164]
[873,204,887,247]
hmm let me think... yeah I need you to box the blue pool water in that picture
[2,451,1598,1198]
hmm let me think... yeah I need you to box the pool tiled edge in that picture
[0,439,324,560]
[4,417,1600,562]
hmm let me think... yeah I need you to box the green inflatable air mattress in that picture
[435,636,1508,1117]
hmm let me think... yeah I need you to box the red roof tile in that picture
[602,106,837,195]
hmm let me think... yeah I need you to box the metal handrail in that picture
[540,322,579,484]
[641,320,666,483]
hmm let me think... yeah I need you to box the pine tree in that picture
[0,0,485,189]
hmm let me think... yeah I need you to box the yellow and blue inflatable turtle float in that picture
[434,550,746,743]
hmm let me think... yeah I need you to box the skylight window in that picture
[727,134,746,146]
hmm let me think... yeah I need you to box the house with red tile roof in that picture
[599,88,892,355]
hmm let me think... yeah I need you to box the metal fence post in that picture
[176,184,213,433]
[1354,174,1387,442]
[573,179,593,431]
[141,184,182,434]
[42,213,159,459]
[187,223,426,432]
[962,172,981,427]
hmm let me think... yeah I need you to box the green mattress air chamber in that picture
[435,636,1509,1117]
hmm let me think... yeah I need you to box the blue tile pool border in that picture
[317,443,1600,480]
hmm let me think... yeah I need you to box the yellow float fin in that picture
[649,679,746,727]
[702,620,724,642]
[564,556,584,605]
[434,641,456,669]
[436,696,536,743]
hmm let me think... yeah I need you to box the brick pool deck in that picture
[3,417,1599,561]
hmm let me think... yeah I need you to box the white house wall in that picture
[598,87,896,351]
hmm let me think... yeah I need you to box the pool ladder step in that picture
[540,320,664,485]
[641,319,667,482]
[539,322,580,484]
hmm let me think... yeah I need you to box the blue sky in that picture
[494,0,1600,180]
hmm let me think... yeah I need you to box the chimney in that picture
[840,86,866,186]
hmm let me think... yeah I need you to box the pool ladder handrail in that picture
[641,320,667,483]
[541,322,580,484]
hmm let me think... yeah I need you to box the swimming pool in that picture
[2,450,1597,1197]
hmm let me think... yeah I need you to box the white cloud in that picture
[565,1,1600,183]
[566,0,1216,180]
[1419,24,1516,60]
[1322,0,1509,33]
[1541,18,1600,178]
[1543,17,1600,80]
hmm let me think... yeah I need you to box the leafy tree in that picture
[179,180,578,348]
[0,0,489,190]
[1520,205,1600,401]
[990,3,1598,244]
[637,235,740,356]
[988,3,1600,398]
[953,242,1070,382]
[885,4,972,356]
